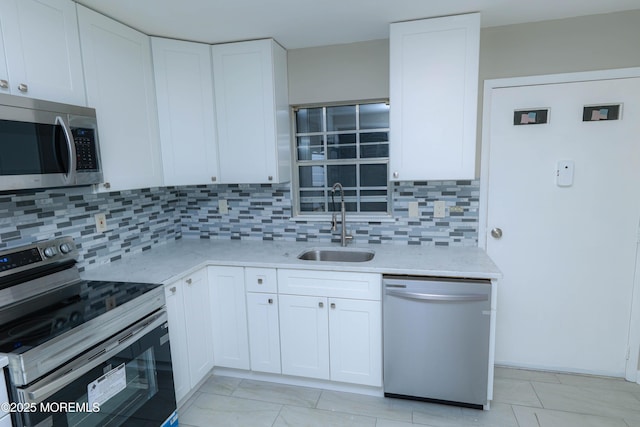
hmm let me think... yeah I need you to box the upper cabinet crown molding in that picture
[77,5,163,192]
[0,0,86,105]
[389,13,480,181]
[211,39,291,184]
[151,37,220,186]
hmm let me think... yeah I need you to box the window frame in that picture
[290,99,392,220]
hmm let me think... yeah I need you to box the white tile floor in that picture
[177,367,640,426]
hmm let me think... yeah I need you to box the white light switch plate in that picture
[94,213,107,233]
[408,201,419,218]
[434,201,446,218]
[218,199,229,214]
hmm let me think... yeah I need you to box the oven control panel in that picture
[0,236,77,277]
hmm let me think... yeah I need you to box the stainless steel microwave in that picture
[0,93,103,192]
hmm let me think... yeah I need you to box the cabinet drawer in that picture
[277,269,381,300]
[245,267,277,293]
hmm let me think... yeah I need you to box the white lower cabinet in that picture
[164,268,214,402]
[209,266,250,369]
[279,294,330,379]
[0,415,11,427]
[246,292,281,374]
[328,298,382,386]
[277,269,382,387]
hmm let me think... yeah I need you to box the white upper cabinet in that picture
[389,13,480,181]
[151,37,220,186]
[78,6,163,192]
[0,0,85,105]
[211,39,291,184]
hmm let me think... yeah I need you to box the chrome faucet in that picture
[331,182,353,246]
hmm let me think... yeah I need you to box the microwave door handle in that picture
[56,116,76,185]
[21,311,166,405]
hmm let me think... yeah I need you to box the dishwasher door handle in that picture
[385,289,489,302]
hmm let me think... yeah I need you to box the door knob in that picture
[491,228,503,239]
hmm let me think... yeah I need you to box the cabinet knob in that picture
[268,176,273,181]
[211,176,217,182]
[268,298,273,304]
[169,286,176,293]
[186,278,192,285]
[103,182,111,189]
[318,302,324,308]
[257,278,263,285]
[0,80,8,89]
[393,171,399,178]
[18,83,28,92]
[330,303,336,309]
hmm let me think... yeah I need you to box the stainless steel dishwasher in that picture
[383,275,492,409]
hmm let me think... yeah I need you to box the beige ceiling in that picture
[74,0,640,49]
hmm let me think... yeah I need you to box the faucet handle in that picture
[331,213,338,231]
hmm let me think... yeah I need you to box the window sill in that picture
[290,214,396,224]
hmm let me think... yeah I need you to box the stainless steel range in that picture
[0,237,177,427]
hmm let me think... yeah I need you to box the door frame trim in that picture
[479,67,640,383]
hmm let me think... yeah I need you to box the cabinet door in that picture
[209,266,250,369]
[0,0,85,104]
[164,282,190,403]
[246,292,281,374]
[182,269,214,386]
[77,5,162,192]
[328,298,382,386]
[0,415,11,427]
[211,39,290,184]
[279,294,329,380]
[389,13,480,181]
[151,37,219,186]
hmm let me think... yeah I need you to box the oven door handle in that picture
[19,310,167,405]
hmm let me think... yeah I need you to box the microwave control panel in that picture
[72,128,99,171]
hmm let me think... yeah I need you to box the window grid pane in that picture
[294,102,390,215]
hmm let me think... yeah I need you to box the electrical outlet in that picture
[408,201,419,218]
[218,199,229,214]
[94,213,107,233]
[433,201,446,218]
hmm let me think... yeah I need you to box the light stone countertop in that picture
[81,238,501,285]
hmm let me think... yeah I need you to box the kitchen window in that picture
[292,101,390,217]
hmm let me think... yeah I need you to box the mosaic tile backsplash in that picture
[0,180,479,271]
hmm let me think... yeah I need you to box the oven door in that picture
[12,310,177,427]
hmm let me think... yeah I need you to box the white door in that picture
[246,292,281,374]
[209,266,250,370]
[279,294,330,380]
[164,283,190,403]
[182,269,214,386]
[328,298,382,386]
[484,77,640,376]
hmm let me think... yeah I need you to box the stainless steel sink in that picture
[297,248,375,262]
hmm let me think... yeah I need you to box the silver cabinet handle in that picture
[330,303,336,309]
[211,176,216,182]
[268,298,273,304]
[491,228,503,239]
[18,83,28,92]
[169,286,176,293]
[318,302,324,308]
[393,171,399,178]
[186,278,192,285]
[0,79,8,89]
[103,182,111,189]
[257,278,263,285]
[268,176,273,181]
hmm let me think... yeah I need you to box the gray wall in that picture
[287,9,640,105]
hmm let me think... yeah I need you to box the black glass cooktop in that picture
[0,280,162,354]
